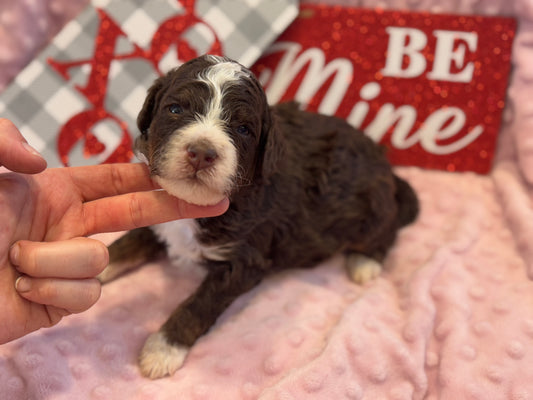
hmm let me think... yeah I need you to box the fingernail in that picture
[22,142,44,159]
[15,276,31,293]
[9,243,20,266]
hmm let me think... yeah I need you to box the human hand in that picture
[0,119,229,344]
[0,118,48,174]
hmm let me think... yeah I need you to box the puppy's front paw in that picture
[96,263,120,284]
[346,254,382,285]
[97,260,139,284]
[139,331,189,379]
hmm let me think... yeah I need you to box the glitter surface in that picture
[252,6,516,173]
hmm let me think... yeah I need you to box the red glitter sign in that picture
[251,6,516,173]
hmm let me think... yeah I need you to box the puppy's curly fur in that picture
[99,55,418,379]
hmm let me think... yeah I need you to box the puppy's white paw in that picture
[139,332,189,379]
[97,261,134,283]
[346,254,382,285]
[96,264,119,284]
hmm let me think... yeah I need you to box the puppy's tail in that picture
[393,175,419,227]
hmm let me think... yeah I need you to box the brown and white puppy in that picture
[99,55,419,379]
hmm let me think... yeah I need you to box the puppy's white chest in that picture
[151,219,232,266]
[152,219,204,266]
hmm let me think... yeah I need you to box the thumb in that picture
[0,119,47,174]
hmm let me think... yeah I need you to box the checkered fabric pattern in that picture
[0,0,298,167]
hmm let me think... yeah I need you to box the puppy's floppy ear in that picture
[256,106,285,183]
[137,75,167,136]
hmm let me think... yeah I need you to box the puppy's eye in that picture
[168,104,184,115]
[236,125,250,136]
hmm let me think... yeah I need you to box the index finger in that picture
[67,162,159,201]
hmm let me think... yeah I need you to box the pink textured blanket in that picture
[2,1,533,399]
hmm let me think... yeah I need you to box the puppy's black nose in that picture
[187,144,218,170]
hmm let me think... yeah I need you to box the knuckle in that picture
[109,164,126,195]
[78,279,101,312]
[82,204,98,236]
[129,193,145,229]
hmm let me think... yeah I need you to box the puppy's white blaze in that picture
[204,54,227,64]
[156,121,237,206]
[139,331,189,379]
[198,61,249,123]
